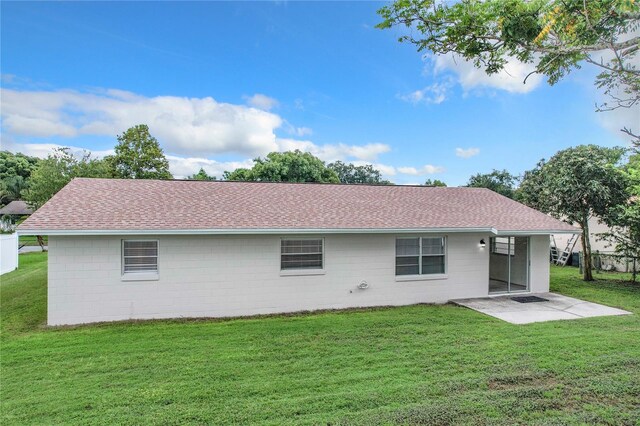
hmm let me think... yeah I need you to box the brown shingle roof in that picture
[18,178,577,234]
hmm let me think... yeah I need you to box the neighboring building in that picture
[553,217,635,272]
[0,200,33,232]
[0,200,34,216]
[18,178,578,326]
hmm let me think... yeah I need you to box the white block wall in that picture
[47,233,551,325]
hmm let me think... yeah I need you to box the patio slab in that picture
[452,292,632,324]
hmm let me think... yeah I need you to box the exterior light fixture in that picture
[480,239,486,248]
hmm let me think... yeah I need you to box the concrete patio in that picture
[452,292,632,324]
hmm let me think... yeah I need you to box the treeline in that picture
[2,125,638,282]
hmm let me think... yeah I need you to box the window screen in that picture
[123,240,158,273]
[491,237,514,256]
[396,237,445,275]
[281,239,323,270]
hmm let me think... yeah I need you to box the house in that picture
[0,200,33,232]
[553,217,637,272]
[18,178,578,326]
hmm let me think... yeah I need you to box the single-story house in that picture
[18,178,578,326]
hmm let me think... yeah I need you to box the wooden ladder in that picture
[556,234,579,266]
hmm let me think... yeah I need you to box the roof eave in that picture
[18,227,579,236]
[18,227,500,236]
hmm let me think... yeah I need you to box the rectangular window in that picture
[396,237,445,276]
[281,239,323,270]
[122,240,158,274]
[491,237,514,256]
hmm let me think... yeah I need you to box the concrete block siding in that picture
[48,233,550,325]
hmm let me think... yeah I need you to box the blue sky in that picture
[1,1,634,185]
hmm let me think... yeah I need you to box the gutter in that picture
[17,227,578,236]
[18,227,499,236]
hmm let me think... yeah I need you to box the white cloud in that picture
[275,138,391,162]
[0,87,391,162]
[397,165,445,175]
[1,88,283,157]
[165,155,254,179]
[3,140,114,160]
[398,81,451,105]
[433,53,543,94]
[244,93,279,111]
[455,147,480,158]
[2,140,253,179]
[283,121,313,137]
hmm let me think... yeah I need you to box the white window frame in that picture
[280,237,326,276]
[121,239,160,281]
[395,236,448,281]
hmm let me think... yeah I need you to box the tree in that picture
[0,176,29,206]
[187,168,217,181]
[23,148,111,209]
[0,151,41,206]
[518,145,628,281]
[327,161,392,184]
[466,169,518,198]
[0,151,40,181]
[424,178,447,187]
[599,153,640,282]
[106,125,172,179]
[223,150,340,183]
[377,0,640,145]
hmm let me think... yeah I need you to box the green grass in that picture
[18,235,47,247]
[1,257,639,425]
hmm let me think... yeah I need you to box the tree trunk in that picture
[581,218,594,281]
[37,235,46,252]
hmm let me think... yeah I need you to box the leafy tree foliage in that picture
[0,176,29,207]
[424,178,447,187]
[378,0,640,144]
[518,145,628,281]
[223,150,340,183]
[327,161,392,184]
[466,169,518,198]
[0,151,40,181]
[187,168,217,181]
[106,125,172,180]
[0,151,41,206]
[23,148,112,209]
[599,153,640,282]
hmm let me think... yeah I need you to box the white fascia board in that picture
[494,229,580,236]
[17,227,499,236]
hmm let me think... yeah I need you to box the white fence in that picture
[0,233,18,275]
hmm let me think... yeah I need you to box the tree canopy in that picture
[0,151,41,206]
[466,169,518,198]
[187,168,217,181]
[378,0,640,144]
[598,153,640,282]
[518,145,628,281]
[223,151,340,183]
[327,161,392,184]
[106,125,172,180]
[23,148,112,209]
[0,151,40,181]
[424,178,447,187]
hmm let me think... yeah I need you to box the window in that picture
[491,237,514,256]
[122,240,158,274]
[281,239,323,270]
[396,237,445,276]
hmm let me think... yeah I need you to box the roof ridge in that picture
[71,177,474,189]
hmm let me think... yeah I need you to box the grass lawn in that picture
[1,254,639,425]
[18,235,47,247]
